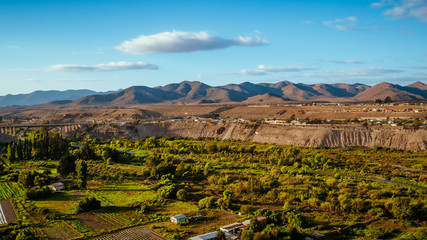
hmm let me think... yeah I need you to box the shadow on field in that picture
[94,187,152,192]
[36,191,85,202]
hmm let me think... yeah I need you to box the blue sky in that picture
[1,0,426,95]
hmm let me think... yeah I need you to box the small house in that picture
[171,214,186,224]
[220,222,245,236]
[48,182,64,191]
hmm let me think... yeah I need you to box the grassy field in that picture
[91,183,157,206]
[34,191,88,215]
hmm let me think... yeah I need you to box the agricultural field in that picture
[0,182,22,200]
[39,221,82,239]
[0,132,426,239]
[93,226,168,240]
[0,200,18,225]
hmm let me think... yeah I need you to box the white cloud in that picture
[323,16,358,30]
[375,0,427,23]
[410,5,427,22]
[115,31,268,55]
[321,59,365,64]
[301,68,402,78]
[236,65,314,76]
[48,61,158,72]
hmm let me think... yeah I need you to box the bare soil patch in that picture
[0,199,18,224]
[75,212,115,231]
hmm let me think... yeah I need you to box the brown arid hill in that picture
[64,81,426,107]
[83,121,427,152]
[354,82,426,101]
[243,93,291,104]
[407,81,427,90]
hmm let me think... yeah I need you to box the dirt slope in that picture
[88,122,427,152]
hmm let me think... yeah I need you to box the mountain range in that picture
[1,81,426,108]
[0,89,115,107]
[68,81,426,106]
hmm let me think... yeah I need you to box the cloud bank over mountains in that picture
[48,61,158,72]
[237,65,314,76]
[115,31,268,55]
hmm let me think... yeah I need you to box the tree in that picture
[176,189,189,201]
[102,147,120,163]
[241,229,254,240]
[198,196,217,208]
[217,190,233,210]
[18,171,36,188]
[215,230,226,240]
[7,143,16,162]
[158,184,177,199]
[80,144,96,160]
[57,155,76,177]
[16,140,23,160]
[391,197,414,220]
[76,160,88,189]
[374,99,383,104]
[384,96,392,103]
[287,211,304,228]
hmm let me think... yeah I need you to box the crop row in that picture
[0,183,22,200]
[94,211,132,227]
[94,227,167,240]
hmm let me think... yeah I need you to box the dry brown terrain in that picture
[0,103,426,123]
[0,103,426,151]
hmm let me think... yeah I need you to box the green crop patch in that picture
[0,182,23,200]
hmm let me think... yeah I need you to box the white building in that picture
[48,182,64,191]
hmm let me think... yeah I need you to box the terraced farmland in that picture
[39,221,82,239]
[93,227,167,240]
[94,210,132,228]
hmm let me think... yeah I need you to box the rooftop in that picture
[189,231,218,240]
[48,182,64,187]
[220,222,245,232]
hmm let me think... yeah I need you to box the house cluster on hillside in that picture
[188,216,267,240]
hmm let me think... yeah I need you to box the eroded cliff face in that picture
[90,122,427,152]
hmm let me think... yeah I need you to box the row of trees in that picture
[6,131,69,162]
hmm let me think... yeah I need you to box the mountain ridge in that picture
[1,81,426,108]
[67,81,426,106]
[0,89,116,107]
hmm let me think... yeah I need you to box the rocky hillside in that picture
[86,122,427,152]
